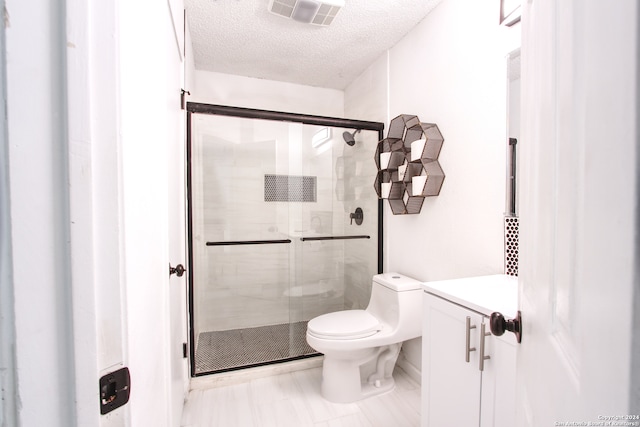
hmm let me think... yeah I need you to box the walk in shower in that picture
[186,104,383,375]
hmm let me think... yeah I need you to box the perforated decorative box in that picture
[374,114,445,214]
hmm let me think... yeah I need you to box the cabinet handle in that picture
[479,323,491,371]
[465,316,477,362]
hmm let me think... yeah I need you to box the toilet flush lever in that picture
[350,207,363,225]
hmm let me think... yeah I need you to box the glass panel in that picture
[293,125,379,357]
[189,112,380,374]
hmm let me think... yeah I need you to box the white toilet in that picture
[306,272,422,403]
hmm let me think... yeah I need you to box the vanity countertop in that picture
[421,274,518,318]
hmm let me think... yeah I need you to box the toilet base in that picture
[319,344,401,403]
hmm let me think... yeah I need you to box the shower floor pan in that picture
[195,321,318,374]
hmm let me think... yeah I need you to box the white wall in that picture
[0,10,16,422]
[185,19,197,103]
[345,0,521,375]
[386,0,520,281]
[4,0,78,424]
[343,52,389,125]
[192,70,345,118]
[3,0,185,425]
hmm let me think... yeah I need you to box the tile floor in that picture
[181,365,421,427]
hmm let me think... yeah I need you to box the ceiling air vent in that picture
[268,0,345,26]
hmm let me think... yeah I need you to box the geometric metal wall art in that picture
[374,114,445,214]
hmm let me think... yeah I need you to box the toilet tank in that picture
[367,273,423,338]
[373,273,422,292]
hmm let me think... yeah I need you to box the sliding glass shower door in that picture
[187,104,382,375]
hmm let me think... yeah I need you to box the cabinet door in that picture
[480,331,517,427]
[422,293,484,427]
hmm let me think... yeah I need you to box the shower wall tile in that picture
[336,131,379,311]
[343,240,377,310]
[198,268,291,331]
[197,238,350,331]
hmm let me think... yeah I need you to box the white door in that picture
[167,2,189,425]
[167,107,188,427]
[167,103,188,424]
[518,0,638,425]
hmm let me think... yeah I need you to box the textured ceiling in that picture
[185,0,444,90]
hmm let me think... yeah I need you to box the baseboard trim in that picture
[396,352,421,385]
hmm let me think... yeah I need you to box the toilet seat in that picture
[307,310,382,340]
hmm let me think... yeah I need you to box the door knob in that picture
[489,311,522,343]
[169,263,186,277]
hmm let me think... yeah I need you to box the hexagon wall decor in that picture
[373,114,445,215]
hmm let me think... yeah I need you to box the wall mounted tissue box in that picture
[373,114,445,214]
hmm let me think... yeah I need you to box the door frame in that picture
[185,102,384,376]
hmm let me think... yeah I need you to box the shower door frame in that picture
[185,102,384,377]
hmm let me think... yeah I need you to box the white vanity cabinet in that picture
[421,275,518,427]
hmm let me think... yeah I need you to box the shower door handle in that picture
[169,263,186,277]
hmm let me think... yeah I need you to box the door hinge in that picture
[183,342,188,359]
[181,89,190,110]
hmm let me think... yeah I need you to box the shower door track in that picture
[186,102,385,377]
[187,102,384,130]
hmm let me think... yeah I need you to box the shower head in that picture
[342,129,361,146]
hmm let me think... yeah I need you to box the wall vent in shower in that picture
[264,174,317,202]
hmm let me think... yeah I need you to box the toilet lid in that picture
[307,310,382,340]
